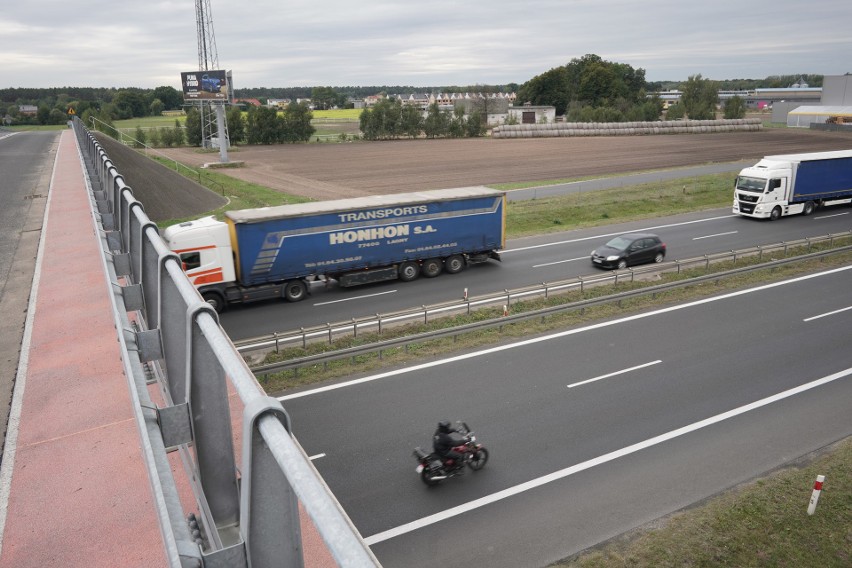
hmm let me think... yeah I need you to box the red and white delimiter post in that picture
[807,475,825,516]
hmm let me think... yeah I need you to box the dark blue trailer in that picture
[165,186,505,310]
[790,154,852,203]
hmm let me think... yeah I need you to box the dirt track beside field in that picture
[158,129,852,202]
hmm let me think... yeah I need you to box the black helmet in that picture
[437,420,451,433]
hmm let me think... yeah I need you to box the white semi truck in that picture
[733,149,852,220]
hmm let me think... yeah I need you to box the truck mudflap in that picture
[489,250,502,262]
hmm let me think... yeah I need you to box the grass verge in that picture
[149,156,311,227]
[506,173,733,237]
[553,437,852,567]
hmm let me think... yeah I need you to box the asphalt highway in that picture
[278,266,852,567]
[220,205,852,340]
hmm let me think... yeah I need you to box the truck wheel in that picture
[283,280,307,302]
[202,292,225,313]
[398,261,420,282]
[769,206,782,221]
[803,201,815,216]
[421,258,443,278]
[444,254,466,274]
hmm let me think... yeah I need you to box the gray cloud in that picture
[3,0,850,88]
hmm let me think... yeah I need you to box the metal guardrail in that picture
[72,117,379,568]
[237,232,852,360]
[251,241,852,378]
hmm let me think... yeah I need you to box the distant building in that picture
[781,74,852,128]
[506,104,556,125]
[234,98,262,108]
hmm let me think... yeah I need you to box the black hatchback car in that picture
[590,232,666,270]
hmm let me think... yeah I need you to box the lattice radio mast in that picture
[195,0,230,159]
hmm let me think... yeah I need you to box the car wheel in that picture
[654,252,664,263]
[616,259,628,270]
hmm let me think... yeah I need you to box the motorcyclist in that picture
[433,420,466,470]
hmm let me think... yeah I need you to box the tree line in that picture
[359,98,486,140]
[116,102,315,147]
[2,67,825,135]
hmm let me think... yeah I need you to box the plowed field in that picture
[100,128,852,220]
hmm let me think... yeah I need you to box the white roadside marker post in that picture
[807,475,825,516]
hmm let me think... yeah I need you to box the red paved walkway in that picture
[0,130,164,567]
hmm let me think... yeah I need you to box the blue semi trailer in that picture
[733,149,852,220]
[163,186,506,311]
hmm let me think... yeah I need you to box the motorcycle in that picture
[413,422,489,486]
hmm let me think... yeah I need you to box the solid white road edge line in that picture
[364,365,852,546]
[568,360,662,389]
[277,264,852,402]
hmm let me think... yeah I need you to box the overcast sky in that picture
[4,1,851,90]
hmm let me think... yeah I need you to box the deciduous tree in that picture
[681,74,718,120]
[723,95,746,119]
[281,102,315,142]
[226,106,245,144]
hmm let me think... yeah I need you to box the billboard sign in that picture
[181,70,228,101]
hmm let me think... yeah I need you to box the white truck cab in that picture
[734,150,852,220]
[162,216,236,288]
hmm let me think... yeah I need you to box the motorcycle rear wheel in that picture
[421,468,442,486]
[467,448,489,471]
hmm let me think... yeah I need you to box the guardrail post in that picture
[240,398,301,568]
[377,314,382,335]
[186,305,241,545]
